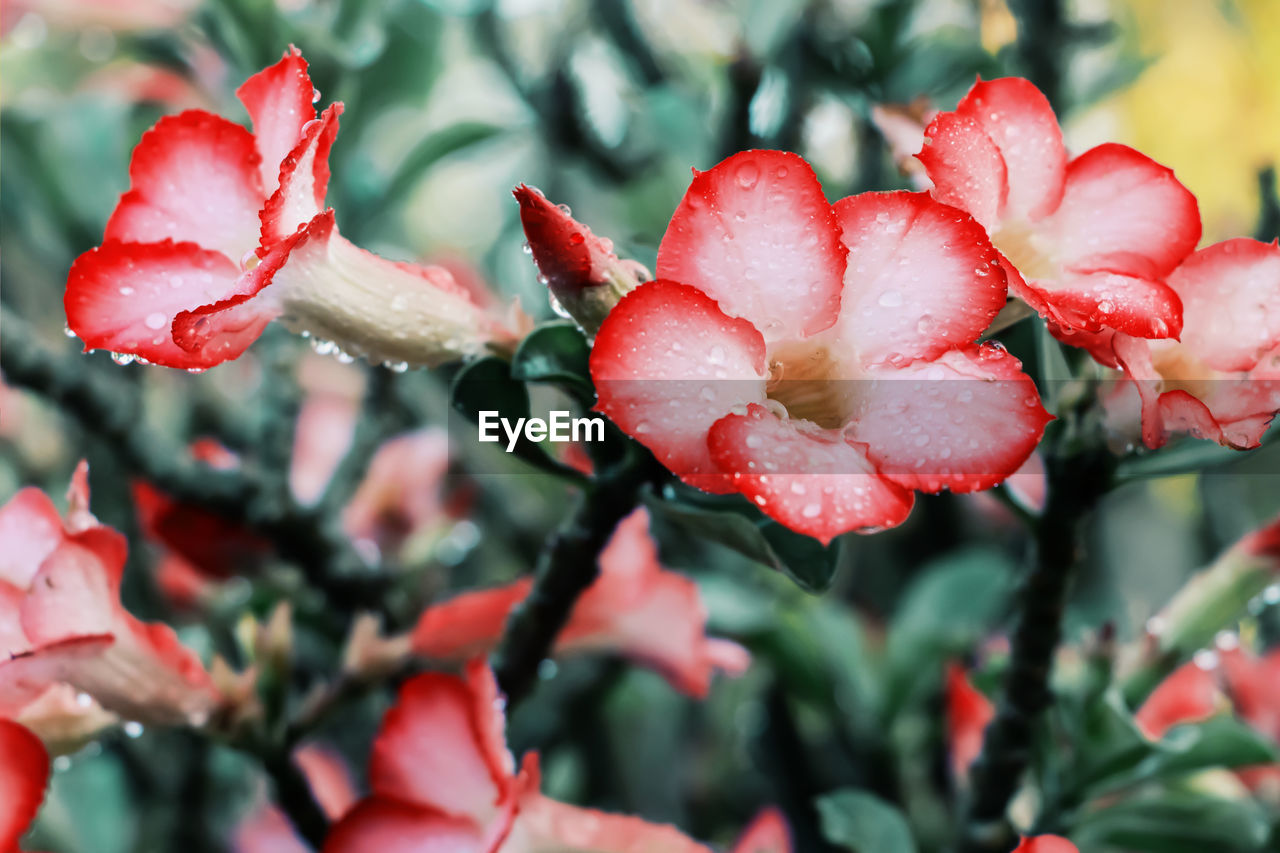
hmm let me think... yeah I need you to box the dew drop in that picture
[144,312,167,330]
[878,290,903,308]
[735,161,760,189]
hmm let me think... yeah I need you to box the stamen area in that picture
[765,341,861,430]
[992,220,1056,282]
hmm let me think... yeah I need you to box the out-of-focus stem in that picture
[958,451,1111,853]
[492,455,660,707]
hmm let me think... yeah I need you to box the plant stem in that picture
[261,747,329,850]
[958,451,1111,853]
[492,456,659,707]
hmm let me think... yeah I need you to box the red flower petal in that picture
[18,535,220,726]
[918,109,1008,231]
[557,508,749,697]
[411,510,747,697]
[706,404,915,543]
[1049,143,1200,282]
[237,46,317,197]
[104,110,264,261]
[591,280,767,491]
[928,78,1067,225]
[730,807,792,853]
[945,664,994,781]
[1013,837,1078,853]
[656,150,845,342]
[65,239,252,368]
[831,191,1006,366]
[1024,270,1182,338]
[0,719,48,852]
[369,666,513,825]
[0,635,115,718]
[0,488,65,590]
[132,479,269,581]
[324,800,491,853]
[1168,239,1280,372]
[517,793,712,853]
[853,345,1051,494]
[259,103,342,249]
[1134,662,1224,740]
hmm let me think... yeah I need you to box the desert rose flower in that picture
[65,48,520,371]
[514,185,648,335]
[1098,239,1280,449]
[0,465,222,727]
[409,508,749,696]
[0,720,48,853]
[325,660,715,853]
[591,150,1049,542]
[918,77,1200,343]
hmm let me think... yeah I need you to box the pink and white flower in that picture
[1100,239,1280,449]
[325,660,717,853]
[590,150,1049,542]
[409,508,749,697]
[65,48,519,371]
[0,465,222,729]
[918,76,1201,343]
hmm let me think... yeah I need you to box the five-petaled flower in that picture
[1101,239,1280,449]
[409,508,749,697]
[326,659,781,853]
[919,76,1201,344]
[65,47,521,371]
[590,149,1050,542]
[0,464,223,730]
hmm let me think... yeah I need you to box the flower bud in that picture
[513,184,647,336]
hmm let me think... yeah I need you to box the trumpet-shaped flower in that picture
[65,48,519,371]
[409,508,749,696]
[326,660,718,853]
[0,465,222,728]
[918,77,1200,342]
[590,150,1049,542]
[1099,239,1280,448]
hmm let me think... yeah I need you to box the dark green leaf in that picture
[645,487,841,592]
[816,788,918,853]
[450,356,583,480]
[1071,791,1271,853]
[511,321,594,401]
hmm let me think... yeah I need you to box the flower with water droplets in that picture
[918,76,1200,344]
[513,184,646,336]
[1088,238,1280,449]
[591,150,1050,543]
[66,47,521,371]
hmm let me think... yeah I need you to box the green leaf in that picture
[1071,791,1271,853]
[1036,318,1072,414]
[816,789,918,853]
[449,356,583,480]
[884,548,1016,706]
[645,487,841,592]
[1116,437,1266,481]
[378,121,505,211]
[511,321,594,401]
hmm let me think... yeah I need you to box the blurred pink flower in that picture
[326,660,720,853]
[409,508,749,697]
[0,464,222,729]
